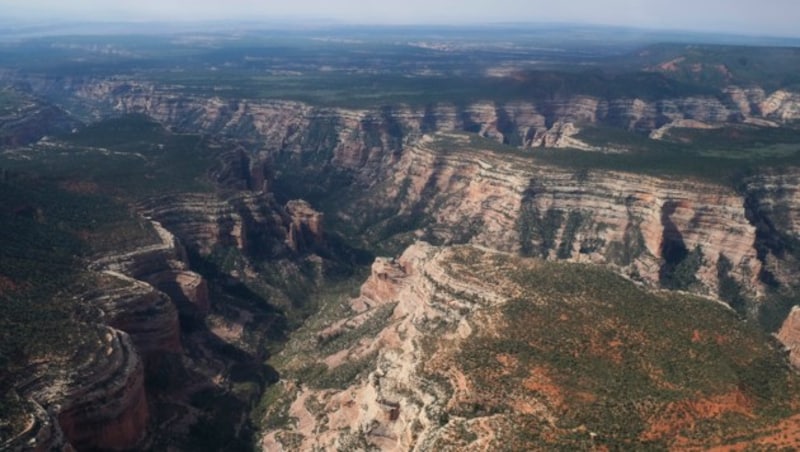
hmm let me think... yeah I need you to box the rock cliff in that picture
[91,219,209,320]
[5,217,214,451]
[779,306,800,369]
[137,191,325,261]
[36,76,800,358]
[10,327,148,451]
[338,134,760,299]
[85,273,182,356]
[14,77,800,158]
[264,243,800,450]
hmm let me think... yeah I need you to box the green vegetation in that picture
[431,126,800,190]
[661,245,705,291]
[545,125,800,186]
[557,211,584,259]
[458,257,800,449]
[1,115,217,198]
[518,205,564,258]
[717,254,748,315]
[625,43,800,90]
[0,173,157,442]
[316,303,397,356]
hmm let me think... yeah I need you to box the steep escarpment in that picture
[742,171,800,288]
[9,327,148,451]
[46,76,796,329]
[338,134,760,301]
[52,328,149,451]
[85,273,182,356]
[779,307,800,369]
[4,219,201,451]
[91,219,210,320]
[264,243,800,451]
[14,77,800,160]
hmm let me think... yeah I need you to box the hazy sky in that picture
[3,0,799,37]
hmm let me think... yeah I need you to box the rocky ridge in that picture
[8,326,149,451]
[350,134,761,298]
[264,242,800,450]
[264,242,508,451]
[15,77,800,158]
[5,218,208,450]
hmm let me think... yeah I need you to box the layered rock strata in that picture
[91,219,209,319]
[264,243,800,450]
[10,327,148,451]
[364,135,760,297]
[15,78,800,160]
[263,243,483,451]
[137,192,325,259]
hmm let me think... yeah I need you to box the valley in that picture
[1,26,800,451]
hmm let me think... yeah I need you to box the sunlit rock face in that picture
[778,307,800,369]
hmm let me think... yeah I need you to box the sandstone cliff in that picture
[263,243,800,450]
[137,190,326,263]
[334,133,759,300]
[91,219,210,320]
[39,75,800,351]
[14,77,800,160]
[9,327,148,451]
[6,218,212,451]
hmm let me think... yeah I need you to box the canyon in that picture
[263,243,800,450]
[3,35,800,451]
[29,76,800,304]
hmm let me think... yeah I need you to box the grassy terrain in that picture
[1,114,217,198]
[425,127,800,188]
[143,69,718,108]
[451,249,800,450]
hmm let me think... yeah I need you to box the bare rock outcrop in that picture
[86,273,182,355]
[264,243,489,451]
[91,219,210,320]
[12,327,148,451]
[361,134,760,297]
[53,329,149,451]
[265,243,800,450]
[285,199,324,253]
[139,191,326,260]
[778,306,800,369]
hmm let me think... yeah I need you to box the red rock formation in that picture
[148,270,210,315]
[285,200,325,253]
[12,328,149,451]
[91,273,182,355]
[55,329,149,451]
